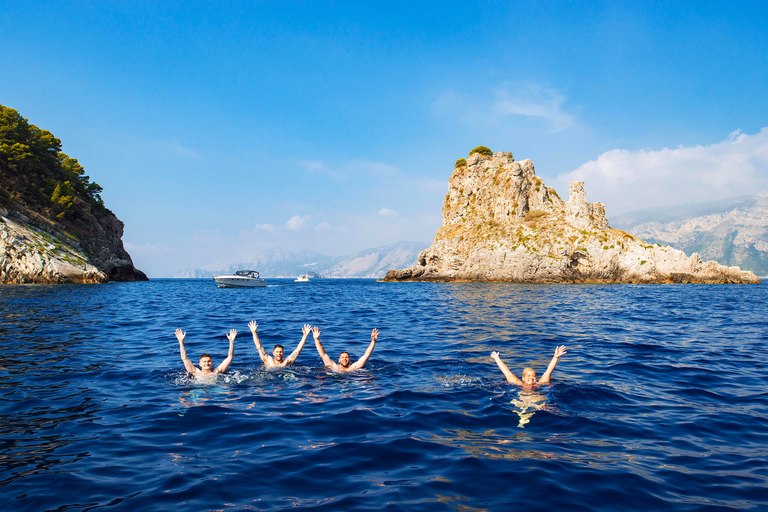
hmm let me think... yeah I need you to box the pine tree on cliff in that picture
[0,105,104,219]
[0,104,147,282]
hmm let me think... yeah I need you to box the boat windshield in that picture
[234,270,261,278]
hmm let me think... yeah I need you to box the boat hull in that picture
[212,276,267,288]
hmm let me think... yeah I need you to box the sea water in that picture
[1,279,766,511]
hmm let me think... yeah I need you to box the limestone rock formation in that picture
[0,205,146,284]
[384,151,760,284]
[0,105,147,284]
[612,190,768,277]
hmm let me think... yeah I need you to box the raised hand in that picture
[312,326,321,340]
[554,346,567,358]
[302,324,312,336]
[371,328,379,341]
[175,329,186,343]
[227,329,237,342]
[490,351,500,359]
[248,321,258,334]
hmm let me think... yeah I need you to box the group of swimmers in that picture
[175,323,567,388]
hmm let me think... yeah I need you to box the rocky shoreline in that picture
[383,150,760,284]
[0,205,147,284]
[1,105,147,284]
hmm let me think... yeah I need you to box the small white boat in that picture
[295,274,310,282]
[212,270,267,288]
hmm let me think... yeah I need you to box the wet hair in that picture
[273,344,284,352]
[522,367,536,379]
[199,353,212,361]
[340,351,350,358]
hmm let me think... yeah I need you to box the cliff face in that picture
[612,191,768,277]
[384,151,760,284]
[0,204,147,284]
[0,105,147,284]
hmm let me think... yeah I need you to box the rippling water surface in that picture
[1,279,766,511]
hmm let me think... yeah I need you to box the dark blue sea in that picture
[1,279,767,511]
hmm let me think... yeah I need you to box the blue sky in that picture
[2,1,768,277]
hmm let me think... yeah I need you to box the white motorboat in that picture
[295,274,310,282]
[212,270,267,288]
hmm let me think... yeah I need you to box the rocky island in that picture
[0,105,147,284]
[384,147,760,284]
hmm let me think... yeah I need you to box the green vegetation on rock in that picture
[0,105,104,216]
[0,104,149,283]
[469,146,493,157]
[454,158,467,168]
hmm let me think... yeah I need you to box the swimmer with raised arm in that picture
[313,326,379,372]
[176,328,237,378]
[249,321,311,368]
[490,346,567,388]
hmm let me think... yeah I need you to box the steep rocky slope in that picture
[612,191,768,277]
[0,105,146,283]
[384,150,759,284]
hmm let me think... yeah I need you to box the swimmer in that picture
[249,321,311,368]
[313,326,379,372]
[490,346,567,388]
[175,328,237,377]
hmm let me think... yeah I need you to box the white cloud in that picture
[492,83,576,133]
[556,128,768,214]
[255,223,276,232]
[285,215,310,230]
[432,82,578,133]
[377,207,397,216]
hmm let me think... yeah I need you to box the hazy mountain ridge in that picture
[175,241,429,278]
[611,190,768,276]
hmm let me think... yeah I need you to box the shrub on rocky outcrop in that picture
[454,158,467,168]
[383,148,761,284]
[0,104,147,283]
[469,146,493,157]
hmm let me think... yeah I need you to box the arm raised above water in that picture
[538,345,567,384]
[313,327,336,369]
[284,324,311,366]
[349,328,378,371]
[249,321,272,366]
[490,351,521,385]
[215,329,237,373]
[176,328,198,374]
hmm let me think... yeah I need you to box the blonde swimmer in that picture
[490,346,567,388]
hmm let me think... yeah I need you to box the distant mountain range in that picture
[611,190,768,277]
[175,240,429,278]
[177,191,768,280]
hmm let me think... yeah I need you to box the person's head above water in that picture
[490,346,567,388]
[522,367,537,386]
[199,353,213,371]
[313,326,379,373]
[176,329,237,376]
[248,322,311,368]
